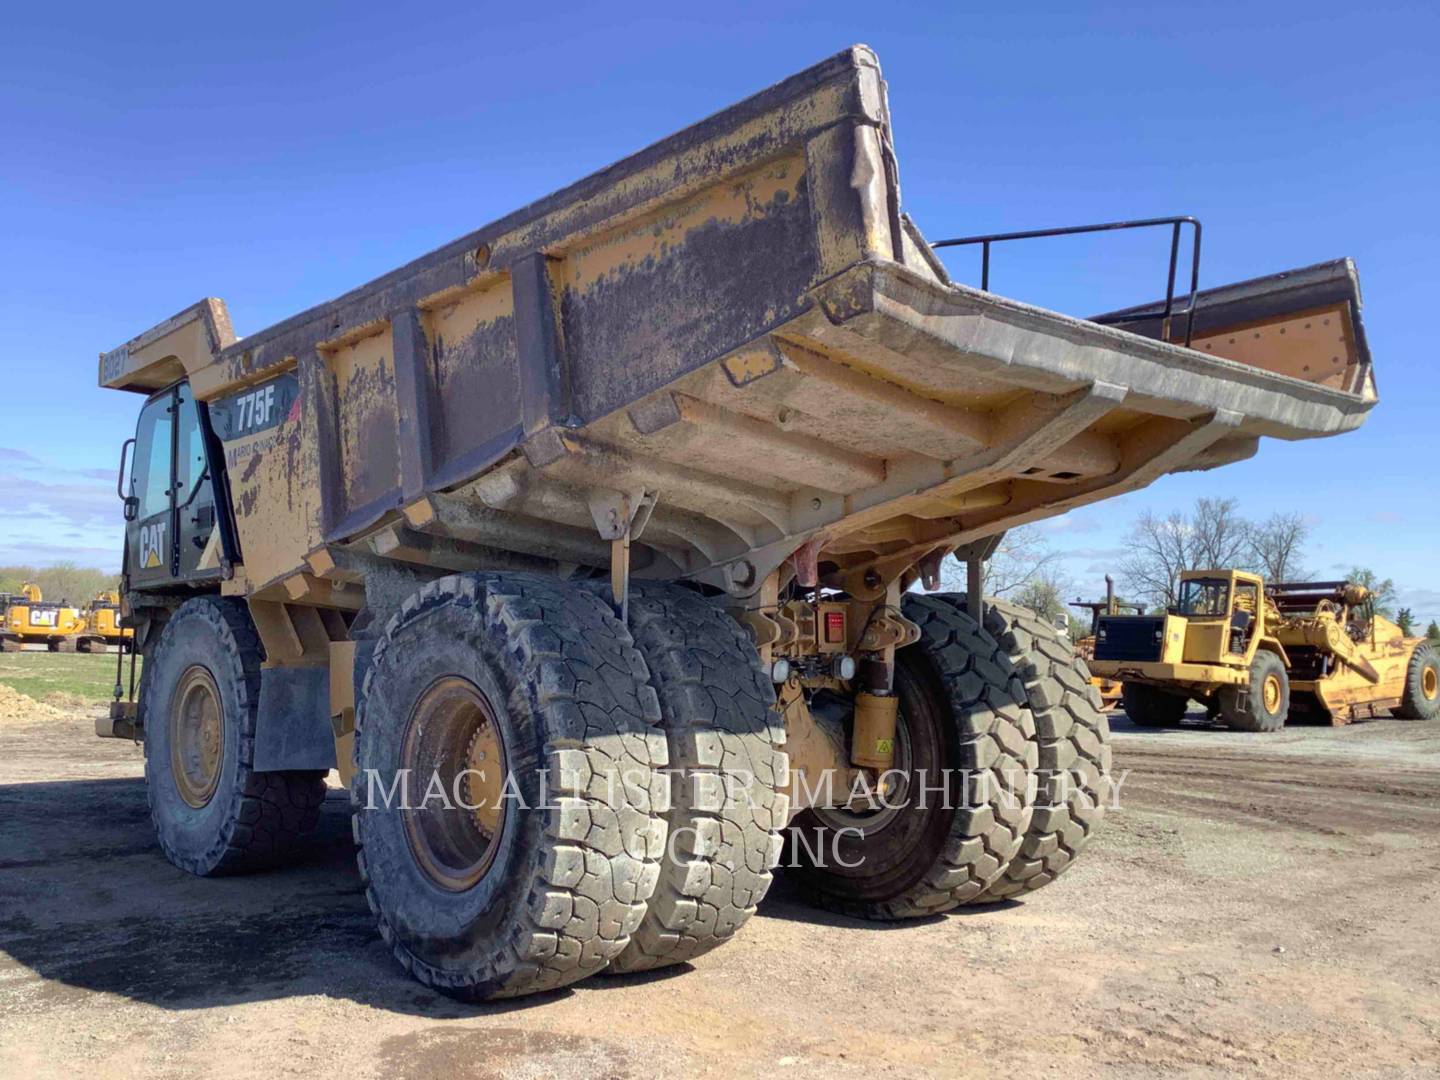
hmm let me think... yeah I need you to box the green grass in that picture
[0,649,141,705]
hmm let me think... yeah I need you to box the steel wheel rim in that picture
[1423,664,1438,701]
[400,676,508,892]
[171,665,224,808]
[1262,672,1283,714]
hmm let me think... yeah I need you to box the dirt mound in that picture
[0,683,70,724]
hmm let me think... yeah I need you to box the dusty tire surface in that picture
[1395,643,1440,720]
[932,595,1113,901]
[143,596,326,876]
[788,596,1035,920]
[352,573,670,1001]
[603,582,787,973]
[1220,651,1289,732]
[1122,682,1189,728]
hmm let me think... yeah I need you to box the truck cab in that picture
[119,380,235,591]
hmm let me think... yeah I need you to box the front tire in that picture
[352,573,669,1000]
[1122,682,1189,728]
[1219,651,1289,732]
[143,597,326,876]
[1395,643,1440,720]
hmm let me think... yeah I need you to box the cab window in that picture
[174,384,209,504]
[1177,578,1229,617]
[132,392,174,518]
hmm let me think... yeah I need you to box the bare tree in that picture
[1119,498,1273,609]
[938,524,1060,598]
[1013,564,1073,628]
[1117,509,1191,609]
[1247,512,1309,582]
[1189,497,1251,571]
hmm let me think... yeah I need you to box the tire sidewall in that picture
[353,600,547,977]
[144,600,249,872]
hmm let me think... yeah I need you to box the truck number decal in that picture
[139,521,168,570]
[210,373,300,442]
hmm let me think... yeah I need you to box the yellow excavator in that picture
[1088,569,1438,731]
[78,591,135,653]
[0,583,87,652]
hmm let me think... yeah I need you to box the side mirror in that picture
[123,496,140,522]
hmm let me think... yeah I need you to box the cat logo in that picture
[139,521,168,570]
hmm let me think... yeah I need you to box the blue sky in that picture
[2,2,1436,619]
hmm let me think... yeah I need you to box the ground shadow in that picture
[3,775,976,1017]
[0,777,571,1018]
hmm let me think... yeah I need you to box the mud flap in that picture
[252,666,336,771]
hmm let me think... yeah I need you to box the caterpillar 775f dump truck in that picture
[95,47,1376,1000]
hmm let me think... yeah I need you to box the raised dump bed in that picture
[96,46,1377,1002]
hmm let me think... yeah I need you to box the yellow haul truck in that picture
[1089,571,1437,731]
[94,47,1377,1001]
[0,583,87,652]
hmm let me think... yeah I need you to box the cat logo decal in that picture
[139,521,168,570]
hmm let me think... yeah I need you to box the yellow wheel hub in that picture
[1423,664,1438,702]
[400,676,508,892]
[465,722,504,836]
[171,666,224,808]
[1262,672,1283,714]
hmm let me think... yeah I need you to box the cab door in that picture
[123,382,228,588]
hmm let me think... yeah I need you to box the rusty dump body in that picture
[100,44,1376,618]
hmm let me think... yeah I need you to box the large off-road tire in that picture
[143,596,327,876]
[1395,643,1440,720]
[931,596,1113,901]
[1219,650,1289,732]
[603,582,787,973]
[787,596,1035,920]
[352,573,670,1001]
[1122,682,1189,728]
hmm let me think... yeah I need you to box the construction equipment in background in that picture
[0,583,87,652]
[93,46,1377,1001]
[77,591,134,653]
[1071,575,1146,707]
[1089,569,1438,731]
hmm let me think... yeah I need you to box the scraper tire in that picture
[1122,682,1189,728]
[1395,643,1440,720]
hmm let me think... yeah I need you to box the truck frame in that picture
[95,46,1377,999]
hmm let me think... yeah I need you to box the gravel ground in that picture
[2,701,1438,1078]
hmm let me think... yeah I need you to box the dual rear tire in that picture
[140,578,1113,1000]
